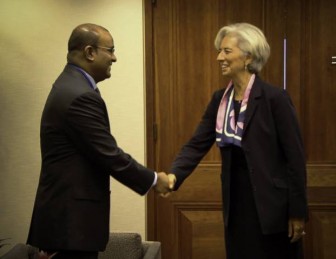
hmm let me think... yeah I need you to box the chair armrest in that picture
[1,244,39,259]
[99,232,142,259]
[142,241,161,259]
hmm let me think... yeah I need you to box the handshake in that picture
[154,172,177,197]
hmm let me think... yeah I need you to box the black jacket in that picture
[171,76,308,234]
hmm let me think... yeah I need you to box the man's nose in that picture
[112,54,117,62]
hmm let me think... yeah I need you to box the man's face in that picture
[91,30,117,83]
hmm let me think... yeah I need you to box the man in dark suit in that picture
[27,23,170,259]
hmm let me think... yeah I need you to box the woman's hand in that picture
[288,218,306,243]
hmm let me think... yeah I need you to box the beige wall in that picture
[0,0,148,255]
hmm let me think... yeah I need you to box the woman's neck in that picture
[232,72,252,100]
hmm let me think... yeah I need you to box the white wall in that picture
[0,0,147,255]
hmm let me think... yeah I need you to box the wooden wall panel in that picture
[179,209,225,259]
[155,165,223,258]
[305,164,336,258]
[152,0,225,168]
[305,208,336,259]
[303,0,336,162]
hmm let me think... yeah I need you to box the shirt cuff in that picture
[152,171,158,187]
[145,171,157,195]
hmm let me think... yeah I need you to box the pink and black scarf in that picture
[216,74,255,147]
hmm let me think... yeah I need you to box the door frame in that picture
[144,0,157,240]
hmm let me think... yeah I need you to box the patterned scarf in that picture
[216,74,255,147]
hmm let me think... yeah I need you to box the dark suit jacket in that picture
[171,76,308,234]
[27,64,155,251]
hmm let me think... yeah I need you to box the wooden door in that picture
[301,0,336,258]
[145,0,336,258]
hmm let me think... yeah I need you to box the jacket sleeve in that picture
[170,89,224,190]
[271,89,308,219]
[65,91,155,195]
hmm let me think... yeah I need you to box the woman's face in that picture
[217,35,249,79]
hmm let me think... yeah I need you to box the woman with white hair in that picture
[168,23,308,258]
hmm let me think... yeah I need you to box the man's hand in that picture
[288,218,306,243]
[154,172,170,195]
[154,172,177,197]
[159,173,177,198]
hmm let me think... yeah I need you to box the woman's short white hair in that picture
[214,23,270,73]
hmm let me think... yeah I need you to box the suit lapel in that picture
[103,103,111,131]
[65,64,111,131]
[242,78,262,137]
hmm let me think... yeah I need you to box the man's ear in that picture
[84,46,96,61]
